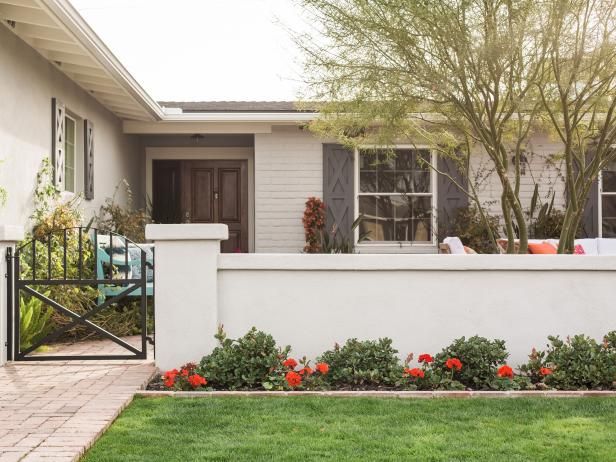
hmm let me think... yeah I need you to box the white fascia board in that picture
[39,0,165,121]
[123,120,275,134]
[161,112,318,123]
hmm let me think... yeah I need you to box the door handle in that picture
[214,192,219,200]
[184,211,191,223]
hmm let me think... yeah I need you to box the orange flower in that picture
[445,358,462,371]
[188,374,207,388]
[497,365,514,379]
[315,362,329,375]
[299,367,313,376]
[404,368,425,379]
[540,367,553,376]
[283,358,298,369]
[285,371,302,388]
[418,354,433,364]
[162,369,178,388]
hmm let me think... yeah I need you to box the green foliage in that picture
[198,327,291,390]
[318,215,369,254]
[527,187,565,239]
[97,180,149,243]
[443,205,500,254]
[521,333,616,390]
[317,338,403,389]
[433,336,509,390]
[19,294,53,350]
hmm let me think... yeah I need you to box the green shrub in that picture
[97,179,149,243]
[521,333,616,390]
[442,205,500,254]
[19,294,52,350]
[433,336,509,390]
[198,326,290,390]
[317,338,403,389]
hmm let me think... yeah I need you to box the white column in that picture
[0,225,24,366]
[145,224,228,371]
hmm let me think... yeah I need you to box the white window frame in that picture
[353,145,438,251]
[63,114,77,194]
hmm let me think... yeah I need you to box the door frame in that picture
[146,147,255,252]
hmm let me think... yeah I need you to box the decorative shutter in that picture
[84,119,94,200]
[437,154,468,236]
[51,98,65,190]
[580,180,599,237]
[323,144,355,240]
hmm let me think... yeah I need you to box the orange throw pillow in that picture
[527,243,557,254]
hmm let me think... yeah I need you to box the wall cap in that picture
[146,224,229,241]
[218,253,616,271]
[0,225,24,243]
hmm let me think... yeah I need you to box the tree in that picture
[538,0,616,252]
[299,0,549,252]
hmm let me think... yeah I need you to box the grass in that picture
[83,397,616,461]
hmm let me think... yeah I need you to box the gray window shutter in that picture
[580,179,599,237]
[323,144,355,240]
[51,98,65,190]
[84,119,94,200]
[437,155,468,235]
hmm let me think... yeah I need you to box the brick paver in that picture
[0,337,155,461]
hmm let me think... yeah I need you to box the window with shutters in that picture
[600,161,616,237]
[357,148,435,244]
[64,114,76,193]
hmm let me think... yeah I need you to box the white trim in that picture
[353,146,437,251]
[145,147,256,253]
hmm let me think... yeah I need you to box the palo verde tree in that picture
[298,0,551,252]
[539,0,616,253]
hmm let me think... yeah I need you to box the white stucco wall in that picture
[254,126,323,252]
[0,24,142,228]
[148,224,616,371]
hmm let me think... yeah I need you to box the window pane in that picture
[602,196,616,218]
[414,150,431,169]
[412,196,432,241]
[413,171,431,193]
[64,117,75,193]
[359,195,396,241]
[603,219,616,237]
[395,172,412,192]
[603,171,616,192]
[360,171,377,192]
[395,150,414,170]
[392,196,412,241]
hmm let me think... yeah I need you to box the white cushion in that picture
[443,236,466,255]
[575,238,599,255]
[544,239,559,250]
[598,238,616,255]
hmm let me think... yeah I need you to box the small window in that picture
[358,149,433,243]
[64,115,76,193]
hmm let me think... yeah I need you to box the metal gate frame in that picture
[6,227,153,361]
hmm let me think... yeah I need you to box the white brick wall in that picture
[254,126,324,252]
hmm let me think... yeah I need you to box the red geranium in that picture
[180,368,190,377]
[540,367,553,376]
[404,367,425,379]
[188,374,207,388]
[315,362,329,375]
[418,354,433,364]
[497,365,514,379]
[299,367,313,376]
[163,369,179,388]
[445,358,462,371]
[283,358,298,369]
[285,371,302,388]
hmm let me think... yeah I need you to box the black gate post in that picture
[6,247,13,361]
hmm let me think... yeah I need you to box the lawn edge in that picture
[135,390,616,398]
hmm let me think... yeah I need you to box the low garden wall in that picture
[146,224,616,371]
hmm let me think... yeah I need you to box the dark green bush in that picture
[198,327,290,390]
[433,336,509,390]
[317,338,403,389]
[521,333,616,390]
[442,205,500,254]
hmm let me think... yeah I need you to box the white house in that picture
[0,0,608,254]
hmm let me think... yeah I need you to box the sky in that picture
[71,0,308,102]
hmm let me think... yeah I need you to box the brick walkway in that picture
[0,337,156,461]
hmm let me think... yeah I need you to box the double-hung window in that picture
[64,114,76,193]
[600,160,616,237]
[358,149,434,244]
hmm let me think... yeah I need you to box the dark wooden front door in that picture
[180,160,249,253]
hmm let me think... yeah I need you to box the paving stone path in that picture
[0,338,156,461]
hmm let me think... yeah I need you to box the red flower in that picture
[497,365,514,379]
[418,354,433,364]
[180,368,190,377]
[404,368,425,379]
[283,358,298,369]
[188,374,207,388]
[315,362,329,375]
[540,367,553,376]
[445,358,462,371]
[285,371,302,388]
[162,369,178,388]
[299,367,313,376]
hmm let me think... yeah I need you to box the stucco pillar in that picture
[0,225,24,366]
[145,224,228,371]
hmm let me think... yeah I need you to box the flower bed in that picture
[148,328,616,392]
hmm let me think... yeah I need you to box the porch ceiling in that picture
[0,0,163,121]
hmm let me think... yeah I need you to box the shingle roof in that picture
[158,101,317,113]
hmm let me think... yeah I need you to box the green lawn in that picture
[83,397,616,461]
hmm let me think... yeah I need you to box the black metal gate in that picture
[6,227,154,361]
